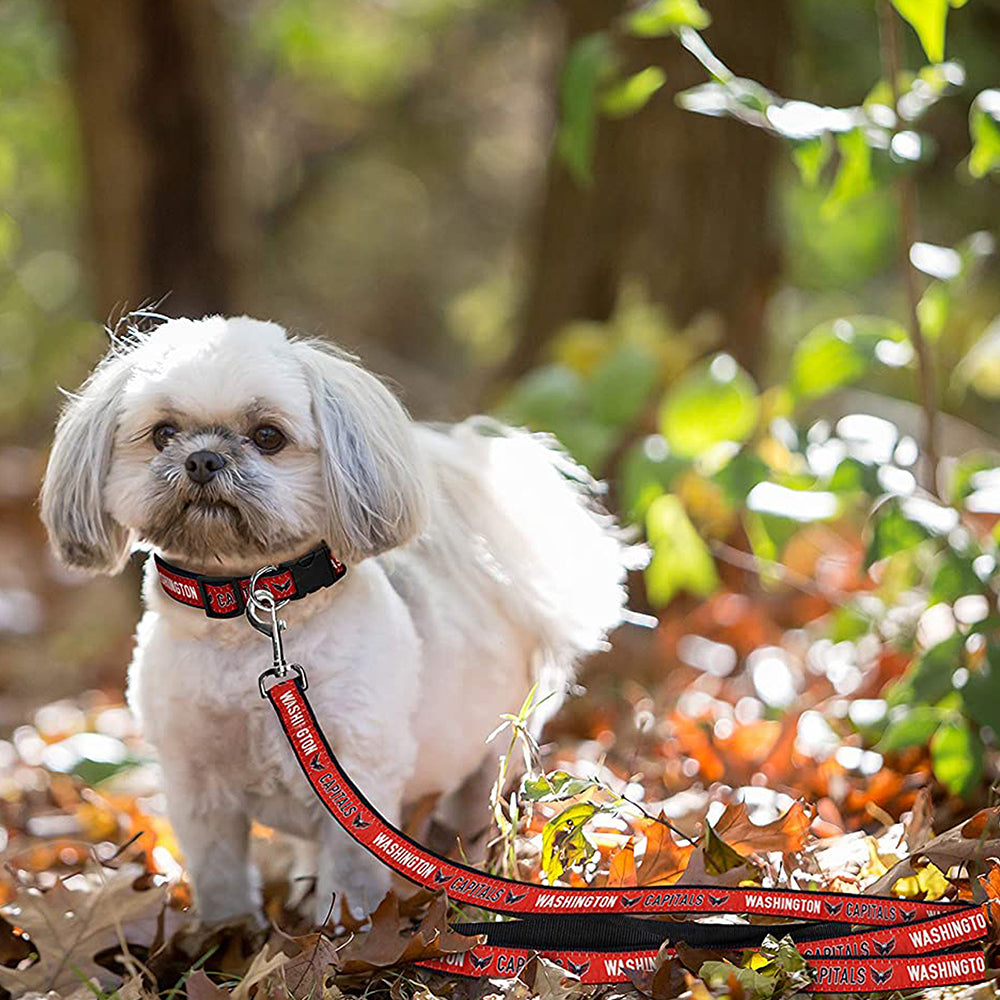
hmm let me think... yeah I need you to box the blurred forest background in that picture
[4,0,1000,860]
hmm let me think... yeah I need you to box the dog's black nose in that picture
[184,450,226,484]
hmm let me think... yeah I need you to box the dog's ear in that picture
[294,340,429,562]
[40,351,135,574]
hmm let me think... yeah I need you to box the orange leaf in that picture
[637,814,695,886]
[607,838,638,887]
[713,800,813,857]
[980,864,1000,901]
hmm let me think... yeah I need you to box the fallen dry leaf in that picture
[868,807,1000,895]
[279,932,342,1000]
[713,800,812,857]
[229,942,290,1000]
[0,866,167,998]
[636,816,695,886]
[336,892,481,975]
[605,838,637,887]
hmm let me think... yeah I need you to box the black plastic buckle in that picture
[197,575,246,619]
[287,542,344,598]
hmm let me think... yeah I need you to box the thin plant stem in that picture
[878,0,940,494]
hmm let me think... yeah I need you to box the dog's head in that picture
[40,316,429,572]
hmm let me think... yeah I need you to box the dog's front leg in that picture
[162,766,260,924]
[313,767,405,925]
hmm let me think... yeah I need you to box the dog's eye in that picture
[251,425,286,454]
[152,423,178,451]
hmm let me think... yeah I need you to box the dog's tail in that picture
[419,417,645,681]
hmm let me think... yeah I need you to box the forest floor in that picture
[2,444,1000,1000]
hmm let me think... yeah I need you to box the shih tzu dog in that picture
[40,316,632,926]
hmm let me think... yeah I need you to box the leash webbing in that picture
[264,675,994,990]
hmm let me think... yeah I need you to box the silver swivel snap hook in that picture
[247,565,307,696]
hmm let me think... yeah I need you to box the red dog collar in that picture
[154,542,346,618]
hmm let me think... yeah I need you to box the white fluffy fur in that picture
[40,316,630,925]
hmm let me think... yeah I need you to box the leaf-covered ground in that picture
[4,580,1000,1000]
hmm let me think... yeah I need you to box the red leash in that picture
[241,565,992,991]
[264,674,990,990]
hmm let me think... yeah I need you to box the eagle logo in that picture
[621,894,642,907]
[468,952,492,972]
[433,870,453,885]
[873,939,895,956]
[566,959,590,977]
[272,575,295,596]
[352,814,372,829]
[504,889,529,905]
[900,907,916,922]
[823,902,843,916]
[871,968,893,985]
[708,894,728,907]
[309,752,325,770]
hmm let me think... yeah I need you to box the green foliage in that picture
[891,0,950,65]
[659,355,759,458]
[601,67,667,118]
[626,0,711,38]
[822,128,874,220]
[930,718,983,796]
[790,316,908,400]
[645,494,719,605]
[701,935,812,1000]
[557,33,612,187]
[968,90,1000,177]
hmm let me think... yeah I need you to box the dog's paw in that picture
[174,909,269,959]
[314,867,390,927]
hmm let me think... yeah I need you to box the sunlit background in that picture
[3,0,1000,880]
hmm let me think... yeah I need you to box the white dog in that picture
[40,316,631,926]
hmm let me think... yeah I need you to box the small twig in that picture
[710,539,853,606]
[878,0,940,494]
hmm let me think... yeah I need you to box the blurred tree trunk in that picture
[503,0,789,385]
[58,0,248,320]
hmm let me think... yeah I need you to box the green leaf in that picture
[969,90,1000,178]
[792,135,831,188]
[541,801,600,881]
[866,496,957,567]
[949,451,1000,506]
[522,770,599,802]
[557,33,612,187]
[601,67,667,118]
[497,365,588,429]
[589,341,661,426]
[822,128,873,220]
[930,553,984,603]
[627,0,711,37]
[700,962,777,1000]
[829,456,882,495]
[961,647,1000,732]
[931,719,983,797]
[659,354,759,458]
[713,449,770,503]
[790,315,908,400]
[891,0,949,64]
[830,601,875,643]
[620,437,687,521]
[917,281,950,340]
[887,633,965,708]
[645,494,719,606]
[877,705,944,753]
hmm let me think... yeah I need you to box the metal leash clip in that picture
[247,564,308,697]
